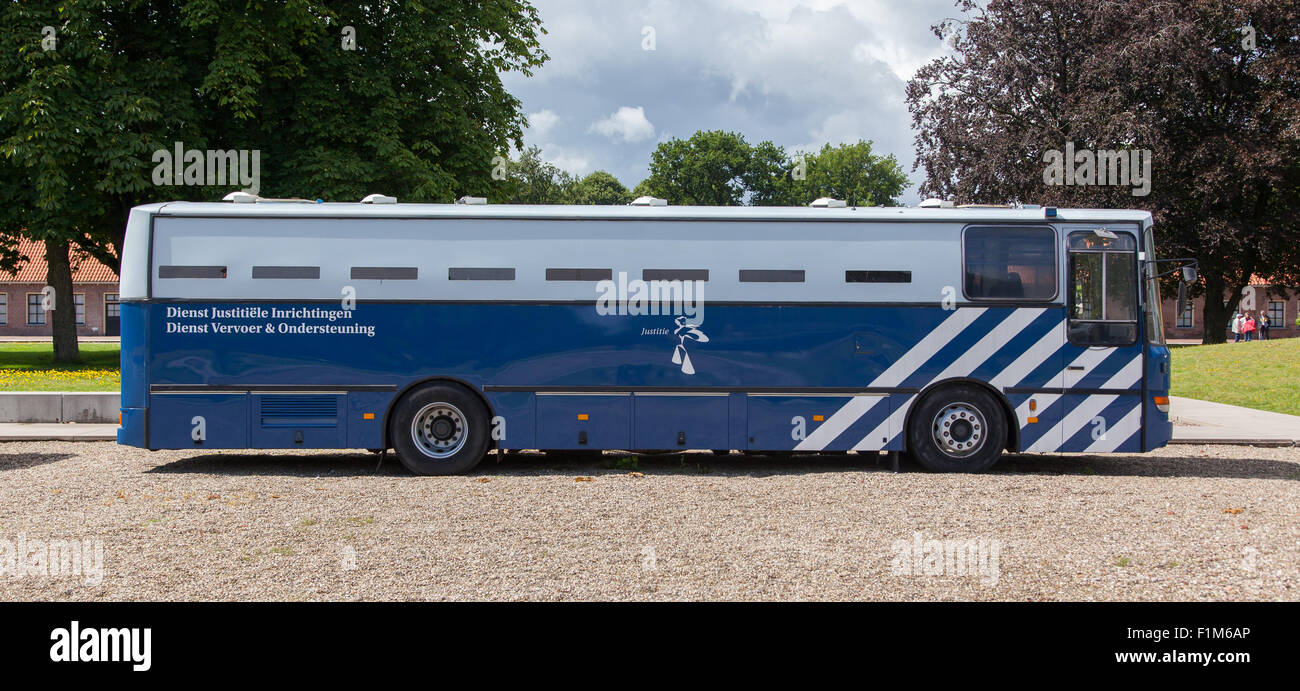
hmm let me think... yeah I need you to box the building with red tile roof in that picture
[0,237,121,337]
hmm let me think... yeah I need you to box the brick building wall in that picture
[1162,284,1297,341]
[0,283,120,337]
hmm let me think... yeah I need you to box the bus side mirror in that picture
[1176,281,1189,319]
[1181,265,1198,283]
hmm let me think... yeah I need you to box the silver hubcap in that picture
[411,402,468,459]
[932,402,985,458]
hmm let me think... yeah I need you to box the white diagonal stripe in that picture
[794,307,986,451]
[852,311,1058,451]
[990,319,1064,390]
[871,308,987,388]
[933,308,1044,382]
[792,394,882,451]
[1028,355,1143,451]
[852,396,915,451]
[1085,404,1142,452]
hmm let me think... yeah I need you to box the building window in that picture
[27,293,45,325]
[1176,302,1193,328]
[1265,300,1283,328]
[74,294,85,325]
[105,293,120,318]
[0,293,6,325]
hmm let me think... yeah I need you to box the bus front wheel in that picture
[906,384,1006,473]
[390,383,490,476]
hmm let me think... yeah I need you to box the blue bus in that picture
[116,196,1175,475]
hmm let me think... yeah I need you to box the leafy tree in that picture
[786,142,909,207]
[640,131,909,207]
[743,140,797,206]
[566,171,632,205]
[494,146,575,204]
[0,1,547,360]
[906,0,1300,342]
[637,130,753,205]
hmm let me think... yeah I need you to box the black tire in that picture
[906,384,1007,473]
[389,383,490,476]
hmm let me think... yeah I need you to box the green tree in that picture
[495,146,575,204]
[906,0,1300,342]
[0,1,547,361]
[743,140,797,206]
[786,142,909,207]
[565,171,632,205]
[638,130,753,205]
[639,131,909,207]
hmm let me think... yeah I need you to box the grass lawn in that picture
[1170,337,1300,416]
[0,343,120,392]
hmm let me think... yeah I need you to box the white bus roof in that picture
[140,201,1154,227]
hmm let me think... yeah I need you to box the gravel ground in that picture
[0,442,1296,601]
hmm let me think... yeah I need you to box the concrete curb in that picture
[0,392,119,424]
[1169,438,1297,447]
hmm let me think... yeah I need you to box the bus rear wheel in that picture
[390,383,490,476]
[907,384,1006,473]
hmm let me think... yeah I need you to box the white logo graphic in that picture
[50,621,151,671]
[671,316,708,375]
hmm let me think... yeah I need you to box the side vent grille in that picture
[259,396,338,428]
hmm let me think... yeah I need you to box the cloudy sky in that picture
[500,0,961,204]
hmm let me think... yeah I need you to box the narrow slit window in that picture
[351,267,418,280]
[546,268,612,281]
[253,266,320,279]
[159,265,227,279]
[642,269,709,281]
[739,269,804,283]
[846,270,911,284]
[449,267,516,281]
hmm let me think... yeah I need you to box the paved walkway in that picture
[0,423,117,441]
[0,397,1297,445]
[1170,396,1300,445]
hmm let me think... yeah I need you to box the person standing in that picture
[1244,313,1256,342]
[1260,312,1271,340]
[1232,312,1242,342]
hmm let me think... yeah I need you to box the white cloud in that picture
[526,109,561,140]
[589,106,656,143]
[500,0,961,201]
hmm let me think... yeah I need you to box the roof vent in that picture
[223,191,258,204]
[808,197,847,208]
[456,196,487,205]
[361,194,397,204]
[629,196,668,207]
[918,198,955,208]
